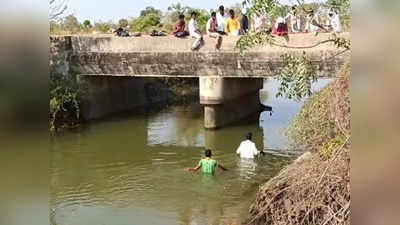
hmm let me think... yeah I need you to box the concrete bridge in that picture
[50,33,349,129]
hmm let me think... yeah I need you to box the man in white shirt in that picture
[216,5,226,34]
[236,132,262,159]
[287,6,301,33]
[328,11,342,33]
[189,11,203,50]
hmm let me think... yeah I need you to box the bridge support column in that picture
[200,77,263,129]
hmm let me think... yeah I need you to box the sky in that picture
[65,0,322,23]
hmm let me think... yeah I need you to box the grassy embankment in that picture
[247,62,350,225]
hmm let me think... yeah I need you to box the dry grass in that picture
[246,62,350,225]
[287,62,350,152]
[247,147,350,225]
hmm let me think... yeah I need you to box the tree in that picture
[140,6,161,17]
[134,13,161,32]
[118,19,129,28]
[93,21,116,33]
[82,20,91,29]
[62,14,80,33]
[166,3,190,24]
[237,0,350,101]
[49,0,68,21]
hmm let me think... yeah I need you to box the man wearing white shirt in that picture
[236,132,262,159]
[189,11,203,50]
[328,11,342,33]
[216,5,226,34]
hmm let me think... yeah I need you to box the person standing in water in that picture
[236,132,264,159]
[188,149,227,175]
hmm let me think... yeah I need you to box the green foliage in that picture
[245,0,278,17]
[319,135,346,159]
[340,15,351,31]
[62,14,80,33]
[118,19,129,28]
[236,28,274,53]
[326,0,350,15]
[236,0,350,102]
[50,75,84,130]
[276,53,317,101]
[82,20,91,28]
[167,3,190,22]
[133,13,161,32]
[140,6,161,17]
[333,36,351,49]
[50,21,60,33]
[93,21,115,33]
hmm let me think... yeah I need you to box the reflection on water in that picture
[51,78,330,225]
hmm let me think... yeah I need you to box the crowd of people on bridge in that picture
[171,3,343,50]
[115,3,343,51]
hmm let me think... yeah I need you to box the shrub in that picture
[82,20,91,28]
[134,13,161,32]
[93,21,115,33]
[118,19,129,28]
[50,75,84,131]
[286,62,350,152]
[62,14,80,33]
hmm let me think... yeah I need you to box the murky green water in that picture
[51,79,330,225]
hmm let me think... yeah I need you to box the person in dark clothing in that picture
[240,8,249,34]
[114,27,130,37]
[173,14,189,38]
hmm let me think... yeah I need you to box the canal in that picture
[51,78,330,225]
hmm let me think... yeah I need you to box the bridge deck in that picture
[50,33,350,78]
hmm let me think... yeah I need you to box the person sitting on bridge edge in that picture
[236,132,264,159]
[225,9,241,36]
[188,149,227,175]
[189,11,204,51]
[173,14,189,38]
[206,12,223,50]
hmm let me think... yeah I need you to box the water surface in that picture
[51,79,330,225]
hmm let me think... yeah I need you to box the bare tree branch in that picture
[49,0,68,20]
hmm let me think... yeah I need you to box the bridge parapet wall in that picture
[50,33,350,78]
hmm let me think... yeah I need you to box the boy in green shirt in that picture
[188,149,227,175]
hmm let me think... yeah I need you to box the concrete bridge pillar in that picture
[199,77,263,129]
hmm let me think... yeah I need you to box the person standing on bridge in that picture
[216,5,227,34]
[188,149,228,175]
[189,11,203,50]
[236,132,264,159]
